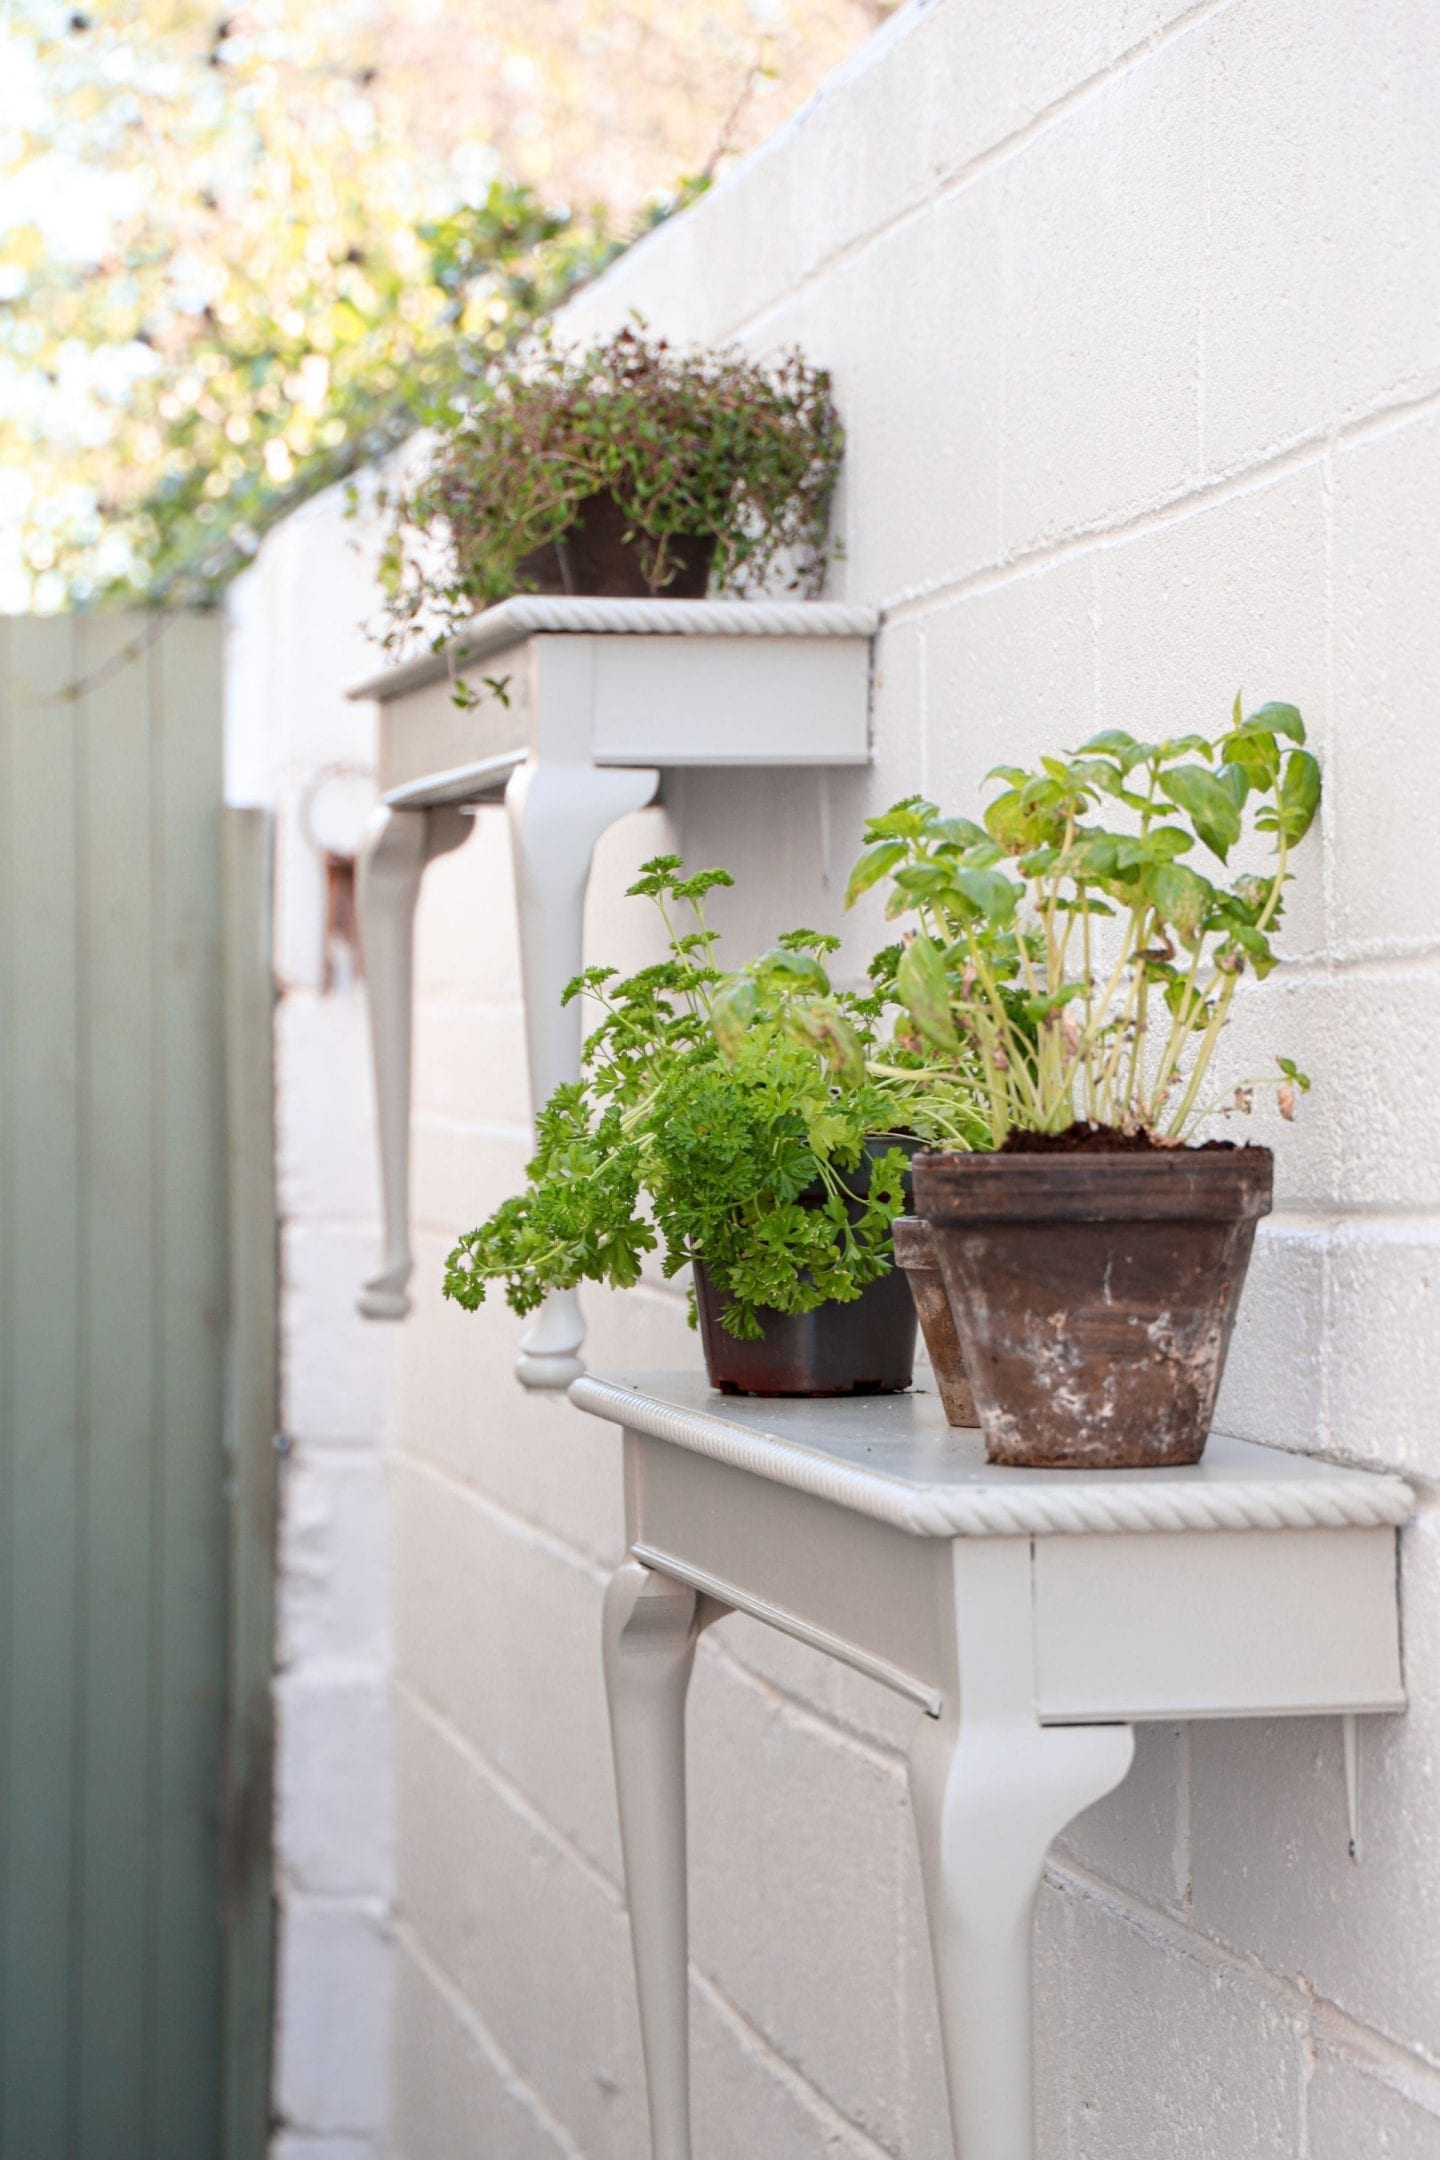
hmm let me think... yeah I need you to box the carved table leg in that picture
[506,757,658,1387]
[603,1560,720,2160]
[355,801,471,1319]
[909,1543,1134,2160]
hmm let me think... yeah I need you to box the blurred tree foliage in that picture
[0,0,897,609]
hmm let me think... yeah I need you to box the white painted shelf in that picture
[572,1371,1417,1539]
[347,598,880,1379]
[575,1371,1414,2160]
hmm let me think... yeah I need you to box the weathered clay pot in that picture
[515,489,715,599]
[912,1148,1274,1468]
[892,1217,977,1427]
[693,1262,917,1397]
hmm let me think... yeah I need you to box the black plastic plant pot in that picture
[694,1136,920,1397]
[693,1261,918,1398]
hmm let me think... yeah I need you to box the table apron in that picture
[626,1433,1407,1728]
[626,1432,954,1708]
[1034,1525,1405,1721]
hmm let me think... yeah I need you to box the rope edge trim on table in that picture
[348,598,882,700]
[568,1377,1417,1540]
[485,597,881,638]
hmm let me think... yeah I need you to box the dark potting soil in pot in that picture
[914,1134,1273,1470]
[998,1121,1240,1154]
[514,489,715,600]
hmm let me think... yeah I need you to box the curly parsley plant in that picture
[443,856,986,1340]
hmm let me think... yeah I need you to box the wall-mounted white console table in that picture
[347,597,879,1386]
[572,1372,1414,2160]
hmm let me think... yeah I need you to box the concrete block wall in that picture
[385,1,1440,2153]
[214,0,1440,2149]
[225,483,402,2159]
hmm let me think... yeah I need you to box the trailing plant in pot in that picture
[379,324,843,651]
[848,698,1321,1469]
[442,856,986,1397]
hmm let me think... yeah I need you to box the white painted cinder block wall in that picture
[225,480,403,2160]
[244,0,1440,2151]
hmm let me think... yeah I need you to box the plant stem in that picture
[1165,972,1239,1135]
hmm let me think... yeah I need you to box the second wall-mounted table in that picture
[576,1371,1414,2160]
[347,596,880,1382]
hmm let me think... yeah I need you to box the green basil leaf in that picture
[710,978,758,1060]
[1224,730,1280,789]
[1147,862,1215,944]
[896,935,959,1051]
[844,839,907,909]
[951,866,1020,926]
[1242,701,1306,744]
[1215,760,1251,810]
[1159,763,1243,863]
[1278,748,1322,842]
[759,947,830,992]
[1075,729,1139,758]
[928,816,992,850]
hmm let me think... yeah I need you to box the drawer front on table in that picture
[588,635,871,766]
[377,664,530,795]
[628,1432,952,1708]
[1034,1527,1404,1723]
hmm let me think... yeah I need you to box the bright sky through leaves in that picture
[0,0,896,610]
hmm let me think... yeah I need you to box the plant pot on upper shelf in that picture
[378,323,843,634]
[845,696,1322,1470]
[515,489,715,600]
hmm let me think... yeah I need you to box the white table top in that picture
[570,1371,1415,1540]
[348,595,882,703]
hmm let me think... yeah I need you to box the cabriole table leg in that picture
[909,1541,1135,2160]
[908,1710,1133,2159]
[505,755,658,1388]
[355,800,471,1319]
[603,1560,719,2160]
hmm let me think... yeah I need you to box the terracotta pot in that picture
[515,489,715,599]
[912,1147,1274,1469]
[693,1261,917,1398]
[892,1217,977,1427]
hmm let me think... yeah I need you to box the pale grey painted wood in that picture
[603,1563,720,2160]
[0,613,83,2155]
[504,737,658,1385]
[908,1540,1135,2160]
[74,611,161,2154]
[350,599,879,1385]
[150,613,228,2157]
[220,805,279,2160]
[573,1372,1415,1537]
[355,803,470,1318]
[346,593,881,701]
[578,1373,1411,2160]
[0,612,241,2159]
[1033,1527,1405,1719]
